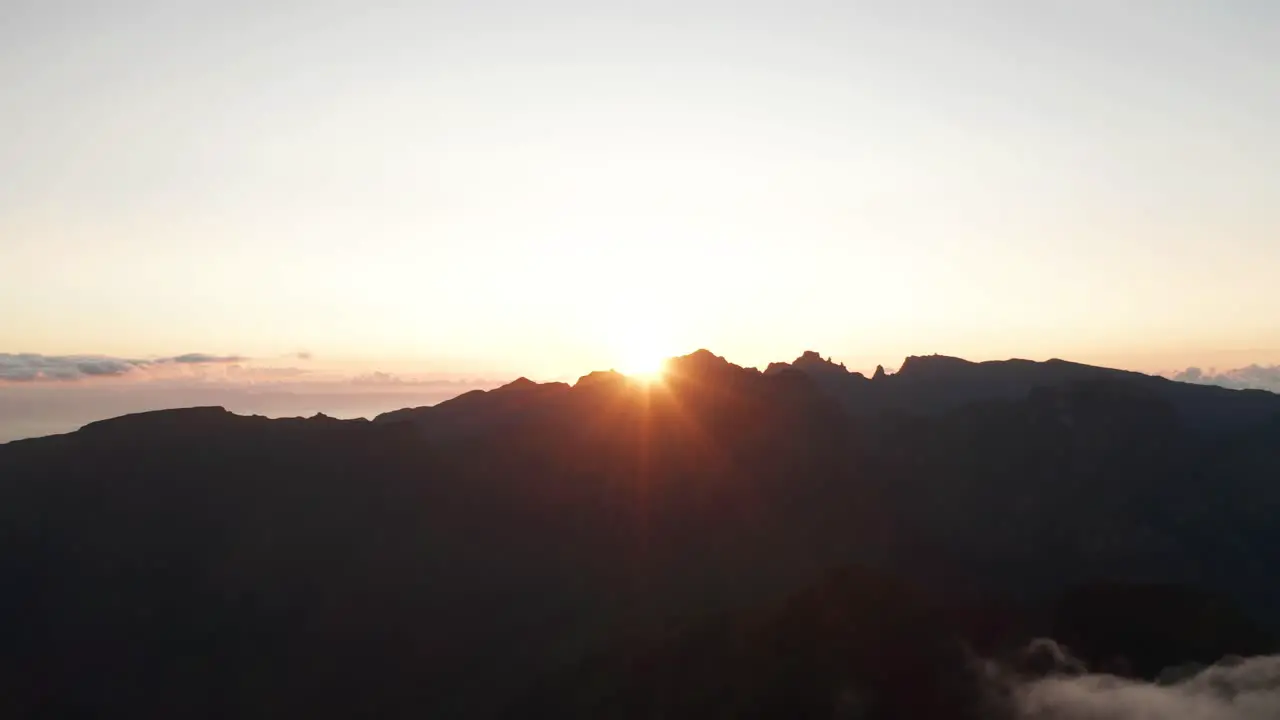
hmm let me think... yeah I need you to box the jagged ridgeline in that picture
[2,351,1278,719]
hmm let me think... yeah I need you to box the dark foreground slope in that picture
[1,351,1278,718]
[511,570,1274,719]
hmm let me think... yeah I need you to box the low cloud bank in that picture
[1172,365,1280,394]
[992,641,1280,720]
[0,353,245,382]
[168,353,247,364]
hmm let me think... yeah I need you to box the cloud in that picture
[351,371,405,386]
[167,353,247,364]
[986,642,1280,720]
[0,354,142,382]
[0,353,249,382]
[1013,655,1280,720]
[1172,365,1280,393]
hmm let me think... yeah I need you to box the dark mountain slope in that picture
[509,569,1275,720]
[1,350,1278,718]
[510,567,1002,720]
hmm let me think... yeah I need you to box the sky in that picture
[2,1,1279,437]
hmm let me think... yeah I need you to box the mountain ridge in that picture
[5,350,1270,445]
[365,349,1280,434]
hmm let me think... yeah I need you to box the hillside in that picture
[2,350,1278,718]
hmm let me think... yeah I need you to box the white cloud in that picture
[0,353,248,382]
[1013,654,1280,720]
[1172,365,1280,393]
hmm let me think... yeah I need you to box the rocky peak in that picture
[794,350,845,369]
[574,370,628,389]
[665,349,742,379]
[896,355,974,377]
[495,376,539,392]
[766,351,850,378]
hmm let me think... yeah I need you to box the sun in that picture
[617,348,667,380]
[611,326,670,382]
[601,302,674,382]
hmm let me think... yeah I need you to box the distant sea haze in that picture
[0,383,498,443]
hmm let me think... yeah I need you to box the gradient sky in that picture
[3,0,1279,380]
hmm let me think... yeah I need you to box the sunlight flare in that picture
[607,312,672,382]
[617,349,666,381]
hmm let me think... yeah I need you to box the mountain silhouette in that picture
[765,351,1280,431]
[1,350,1278,718]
